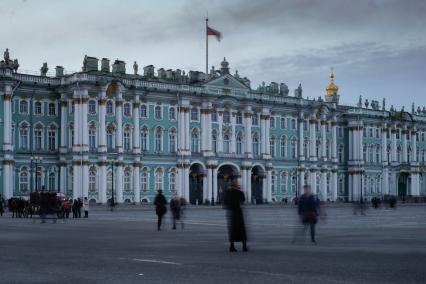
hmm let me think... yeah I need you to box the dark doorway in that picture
[251,166,265,204]
[217,165,238,204]
[189,164,204,205]
[398,173,408,198]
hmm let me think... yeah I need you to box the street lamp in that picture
[30,156,43,192]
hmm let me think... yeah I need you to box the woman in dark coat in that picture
[154,190,167,231]
[224,179,247,252]
[297,185,320,244]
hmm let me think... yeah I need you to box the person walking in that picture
[72,199,78,218]
[154,190,167,231]
[77,198,82,218]
[0,194,4,216]
[224,178,248,252]
[170,196,182,230]
[296,185,320,244]
[83,197,89,218]
[63,199,71,218]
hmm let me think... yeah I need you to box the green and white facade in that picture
[1,49,426,204]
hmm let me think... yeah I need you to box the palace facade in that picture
[1,49,426,204]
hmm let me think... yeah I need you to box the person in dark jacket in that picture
[297,185,319,244]
[224,178,247,252]
[154,190,167,231]
[0,194,4,216]
[77,198,82,218]
[170,196,181,230]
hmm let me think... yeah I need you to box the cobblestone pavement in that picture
[1,204,425,284]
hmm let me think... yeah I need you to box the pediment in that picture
[203,74,250,90]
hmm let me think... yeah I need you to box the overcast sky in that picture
[1,0,425,108]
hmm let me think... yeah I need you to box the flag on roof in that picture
[207,26,222,41]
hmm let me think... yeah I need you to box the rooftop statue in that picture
[40,62,48,76]
[4,48,10,63]
[294,83,303,98]
[401,106,405,113]
[364,99,369,108]
[412,103,415,114]
[382,98,386,110]
[133,61,138,75]
[13,59,19,73]
[357,95,362,107]
[83,55,87,71]
[417,106,421,114]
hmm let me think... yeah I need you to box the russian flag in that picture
[207,26,222,42]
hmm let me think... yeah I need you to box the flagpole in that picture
[205,17,208,75]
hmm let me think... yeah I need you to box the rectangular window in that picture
[270,117,275,128]
[280,117,286,129]
[48,130,56,151]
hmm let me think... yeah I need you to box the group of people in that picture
[154,191,187,231]
[61,197,90,219]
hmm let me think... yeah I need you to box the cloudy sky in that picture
[1,0,425,108]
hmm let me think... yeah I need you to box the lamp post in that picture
[30,156,43,192]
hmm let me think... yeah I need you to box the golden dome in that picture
[326,67,339,96]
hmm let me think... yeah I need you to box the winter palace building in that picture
[1,48,426,204]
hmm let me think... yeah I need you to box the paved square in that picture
[1,204,426,283]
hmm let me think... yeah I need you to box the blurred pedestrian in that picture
[0,194,4,216]
[224,178,247,252]
[72,199,78,218]
[77,198,82,218]
[63,199,71,218]
[83,197,89,218]
[295,185,319,244]
[154,190,167,231]
[170,196,181,230]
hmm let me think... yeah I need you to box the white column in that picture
[299,118,305,160]
[98,161,107,203]
[244,112,252,157]
[349,129,353,161]
[116,161,123,203]
[320,170,327,201]
[177,166,184,197]
[299,170,305,196]
[331,121,337,161]
[178,108,184,153]
[98,92,107,153]
[241,168,247,200]
[202,174,207,203]
[265,115,270,156]
[217,110,223,153]
[321,120,327,160]
[72,164,81,199]
[348,174,353,201]
[309,119,316,161]
[391,128,397,162]
[200,108,207,152]
[184,109,190,152]
[60,99,68,150]
[116,100,123,153]
[412,130,417,163]
[73,96,80,152]
[81,95,89,152]
[2,160,13,198]
[207,166,213,202]
[230,110,236,154]
[213,167,218,202]
[331,170,338,201]
[402,128,408,163]
[310,170,317,194]
[3,85,13,151]
[132,99,140,154]
[260,116,266,155]
[184,165,190,200]
[82,162,89,198]
[59,164,67,194]
[133,162,140,203]
[382,167,389,195]
[382,126,387,163]
[206,108,212,153]
[266,169,272,202]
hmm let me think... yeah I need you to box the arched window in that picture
[338,175,344,194]
[48,102,56,116]
[211,110,217,122]
[376,145,381,163]
[212,130,217,153]
[304,138,309,158]
[280,136,287,158]
[169,128,177,153]
[155,105,162,120]
[34,101,42,115]
[223,110,230,123]
[270,136,276,157]
[291,171,297,193]
[169,169,176,193]
[68,167,74,195]
[291,118,297,130]
[155,127,163,152]
[123,103,131,117]
[190,107,199,121]
[107,171,112,198]
[280,117,286,129]
[191,129,199,153]
[19,168,29,193]
[169,107,176,120]
[123,127,131,152]
[291,137,297,159]
[124,169,132,193]
[223,132,230,153]
[155,168,163,191]
[270,117,275,128]
[252,114,258,126]
[236,112,242,124]
[376,176,381,193]
[88,100,96,115]
[19,123,29,150]
[34,124,43,151]
[48,125,56,151]
[140,104,147,118]
[236,132,243,155]
[49,170,56,191]
[387,145,391,162]
[397,146,402,162]
[20,100,28,114]
[326,140,330,159]
[141,168,149,193]
[106,100,114,115]
[363,144,368,162]
[271,171,276,194]
[89,124,97,150]
[89,168,97,195]
[338,144,344,162]
[280,172,288,194]
[316,139,321,157]
[106,127,115,151]
[252,133,259,156]
[141,127,148,152]
[369,145,374,163]
[326,173,331,195]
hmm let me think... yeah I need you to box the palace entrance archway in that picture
[189,164,204,205]
[217,164,239,204]
[251,166,265,204]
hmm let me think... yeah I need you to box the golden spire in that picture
[326,66,338,97]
